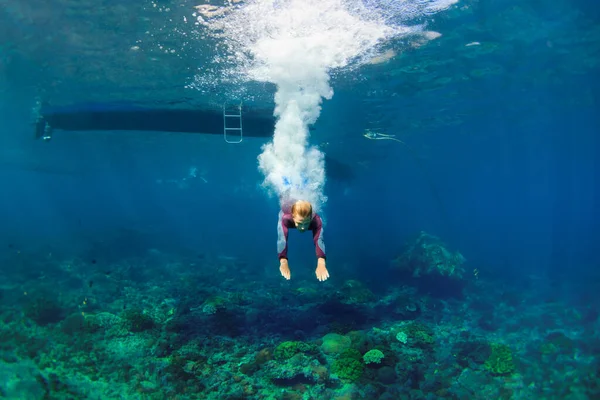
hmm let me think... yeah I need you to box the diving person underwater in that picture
[277,199,329,282]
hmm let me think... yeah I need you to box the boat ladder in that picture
[223,103,243,144]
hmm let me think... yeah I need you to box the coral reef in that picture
[1,234,598,399]
[392,231,466,280]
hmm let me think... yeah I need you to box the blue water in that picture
[1,0,599,399]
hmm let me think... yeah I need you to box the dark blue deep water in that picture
[1,0,599,399]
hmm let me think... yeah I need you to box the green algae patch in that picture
[331,357,364,382]
[273,341,312,361]
[320,333,352,355]
[484,343,516,376]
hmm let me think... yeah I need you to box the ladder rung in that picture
[224,114,241,117]
[225,128,242,131]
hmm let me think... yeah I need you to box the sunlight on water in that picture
[193,0,456,209]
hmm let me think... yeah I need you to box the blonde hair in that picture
[291,200,313,219]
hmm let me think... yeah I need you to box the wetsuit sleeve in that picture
[277,211,290,259]
[312,214,326,259]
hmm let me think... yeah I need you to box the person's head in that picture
[291,200,313,232]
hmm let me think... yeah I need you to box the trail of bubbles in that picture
[195,0,456,210]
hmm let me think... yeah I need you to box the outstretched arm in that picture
[277,211,290,260]
[311,214,326,259]
[277,211,292,280]
[312,215,329,281]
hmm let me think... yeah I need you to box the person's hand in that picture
[315,258,329,282]
[280,258,291,280]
